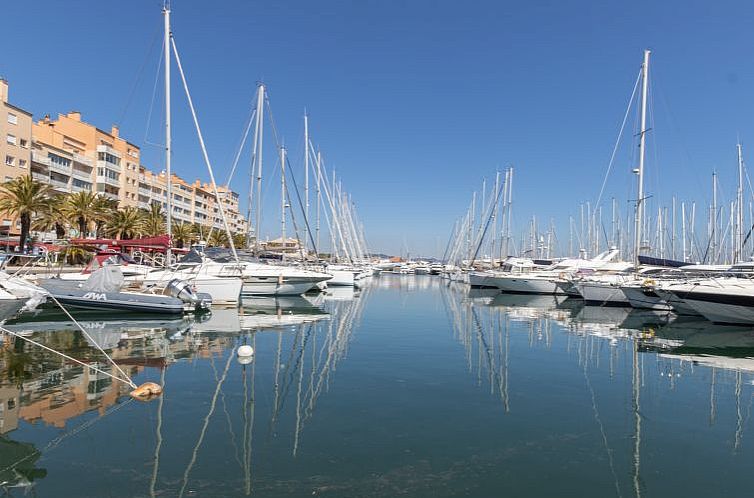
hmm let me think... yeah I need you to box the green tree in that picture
[106,206,144,240]
[92,196,118,238]
[206,229,228,247]
[32,195,67,239]
[142,203,166,236]
[0,176,53,252]
[171,222,195,248]
[62,191,98,237]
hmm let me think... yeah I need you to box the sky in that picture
[3,0,754,257]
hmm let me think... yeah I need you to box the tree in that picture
[92,196,118,238]
[106,206,143,240]
[62,191,98,237]
[32,195,67,239]
[142,203,166,236]
[171,222,195,248]
[207,229,228,247]
[0,176,53,252]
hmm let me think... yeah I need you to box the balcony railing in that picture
[71,168,92,180]
[96,160,121,173]
[138,187,152,196]
[96,175,120,188]
[96,144,122,158]
[72,153,93,167]
[31,151,51,167]
[31,172,48,182]
[72,184,92,193]
[49,162,72,175]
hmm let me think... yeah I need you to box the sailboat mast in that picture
[634,49,650,266]
[304,112,310,229]
[736,143,744,261]
[280,145,287,257]
[163,6,172,265]
[254,84,265,251]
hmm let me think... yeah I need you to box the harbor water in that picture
[0,274,753,496]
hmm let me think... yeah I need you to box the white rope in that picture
[595,69,643,212]
[171,37,240,264]
[0,326,134,388]
[48,294,136,388]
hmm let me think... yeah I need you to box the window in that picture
[4,156,13,166]
[97,151,120,166]
[19,139,27,148]
[6,135,16,146]
[18,159,26,168]
[6,114,17,125]
[49,153,71,168]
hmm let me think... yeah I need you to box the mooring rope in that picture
[47,295,136,389]
[0,326,134,388]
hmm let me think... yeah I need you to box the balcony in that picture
[138,186,152,196]
[96,160,121,173]
[73,153,93,167]
[31,172,48,182]
[99,191,119,201]
[138,201,150,209]
[96,144,122,158]
[49,161,72,175]
[96,175,120,188]
[31,151,51,167]
[72,183,92,193]
[71,168,92,181]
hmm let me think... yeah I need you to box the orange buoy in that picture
[130,382,164,400]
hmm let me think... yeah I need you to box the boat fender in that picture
[278,275,284,285]
[130,382,163,400]
[237,345,254,357]
[643,278,655,287]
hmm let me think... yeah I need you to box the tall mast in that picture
[254,84,265,251]
[304,112,310,240]
[163,5,172,265]
[316,150,322,255]
[280,145,287,258]
[736,143,744,261]
[711,171,718,263]
[634,49,650,266]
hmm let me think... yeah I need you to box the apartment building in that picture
[32,111,140,205]
[0,79,32,184]
[0,83,248,236]
[137,166,247,233]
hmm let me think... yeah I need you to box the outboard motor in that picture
[166,279,210,312]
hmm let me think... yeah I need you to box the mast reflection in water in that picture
[0,276,752,495]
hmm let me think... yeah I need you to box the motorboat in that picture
[38,266,209,314]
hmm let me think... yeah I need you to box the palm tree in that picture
[106,206,144,240]
[171,222,195,248]
[92,196,118,238]
[142,203,166,236]
[62,191,98,237]
[32,195,67,239]
[207,229,228,247]
[0,176,53,252]
[232,232,246,249]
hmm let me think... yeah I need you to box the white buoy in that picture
[237,355,253,366]
[237,345,254,357]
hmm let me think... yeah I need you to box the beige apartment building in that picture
[0,81,247,237]
[0,79,33,183]
[30,110,246,236]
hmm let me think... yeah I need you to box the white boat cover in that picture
[83,266,124,293]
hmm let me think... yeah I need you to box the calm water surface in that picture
[0,275,752,496]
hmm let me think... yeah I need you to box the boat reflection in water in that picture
[192,296,330,333]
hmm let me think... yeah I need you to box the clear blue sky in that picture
[3,0,754,257]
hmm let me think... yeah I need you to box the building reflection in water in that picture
[0,284,367,494]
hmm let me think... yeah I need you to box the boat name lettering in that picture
[82,292,108,301]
